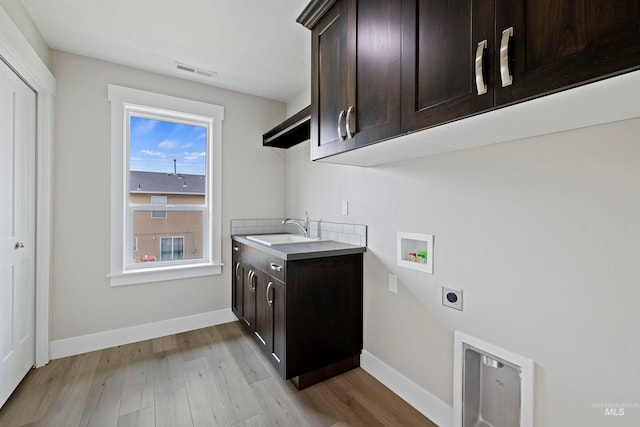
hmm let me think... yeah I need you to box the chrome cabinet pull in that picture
[269,263,283,272]
[14,242,25,250]
[248,270,256,292]
[266,282,273,306]
[500,27,513,87]
[235,262,240,278]
[337,109,346,141]
[475,40,488,95]
[345,106,355,139]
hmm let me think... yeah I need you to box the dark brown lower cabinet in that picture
[254,268,286,374]
[231,239,363,388]
[232,247,254,329]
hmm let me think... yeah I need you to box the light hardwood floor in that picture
[0,321,437,427]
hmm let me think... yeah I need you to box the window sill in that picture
[108,262,223,287]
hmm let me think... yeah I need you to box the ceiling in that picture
[21,0,311,103]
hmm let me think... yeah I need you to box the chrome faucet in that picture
[282,210,309,237]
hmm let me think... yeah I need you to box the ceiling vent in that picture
[175,62,217,78]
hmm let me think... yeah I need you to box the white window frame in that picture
[108,84,223,286]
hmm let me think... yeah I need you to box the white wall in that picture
[50,50,287,341]
[286,82,311,117]
[0,0,49,67]
[285,116,640,426]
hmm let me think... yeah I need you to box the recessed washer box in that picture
[396,232,433,273]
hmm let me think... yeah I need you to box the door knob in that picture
[14,242,25,250]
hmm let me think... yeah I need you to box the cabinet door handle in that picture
[475,40,488,95]
[235,262,240,278]
[345,106,355,139]
[337,109,346,141]
[248,270,255,292]
[269,262,283,272]
[266,282,273,306]
[500,27,513,87]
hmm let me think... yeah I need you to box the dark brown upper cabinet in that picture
[298,0,402,160]
[402,0,640,132]
[299,0,640,161]
[401,0,495,132]
[494,0,640,106]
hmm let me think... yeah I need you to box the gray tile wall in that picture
[231,218,367,247]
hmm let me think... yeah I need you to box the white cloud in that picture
[184,151,206,161]
[133,119,157,134]
[141,149,165,157]
[158,139,179,149]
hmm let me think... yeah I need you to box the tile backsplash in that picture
[231,218,367,247]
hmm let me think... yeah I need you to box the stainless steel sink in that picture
[246,234,321,246]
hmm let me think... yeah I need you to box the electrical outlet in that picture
[442,286,462,310]
[388,274,398,294]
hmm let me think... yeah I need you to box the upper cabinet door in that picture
[303,0,401,160]
[309,0,354,160]
[495,0,640,105]
[401,0,495,133]
[351,0,402,149]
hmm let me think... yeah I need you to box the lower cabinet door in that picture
[241,264,256,329]
[254,269,286,375]
[270,279,285,374]
[231,254,243,319]
[254,269,271,352]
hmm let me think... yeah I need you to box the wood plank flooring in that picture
[0,321,437,427]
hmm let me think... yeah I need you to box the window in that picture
[150,196,167,219]
[108,85,224,286]
[161,237,184,260]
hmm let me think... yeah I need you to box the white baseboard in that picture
[361,350,453,427]
[50,309,236,360]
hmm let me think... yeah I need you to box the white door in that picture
[0,58,36,408]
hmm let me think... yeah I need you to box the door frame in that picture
[0,7,55,367]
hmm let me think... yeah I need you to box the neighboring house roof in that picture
[130,171,206,194]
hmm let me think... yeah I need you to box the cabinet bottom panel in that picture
[290,354,361,390]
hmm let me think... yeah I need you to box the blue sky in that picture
[129,116,207,175]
